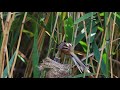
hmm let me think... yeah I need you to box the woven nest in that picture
[38,57,72,78]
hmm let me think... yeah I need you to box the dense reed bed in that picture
[0,12,120,78]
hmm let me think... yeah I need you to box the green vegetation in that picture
[0,12,120,78]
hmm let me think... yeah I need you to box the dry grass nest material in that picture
[38,57,72,78]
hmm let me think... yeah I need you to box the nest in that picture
[38,57,72,78]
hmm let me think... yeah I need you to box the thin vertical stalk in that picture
[97,12,103,27]
[96,12,112,78]
[73,12,80,48]
[105,12,110,77]
[38,13,50,52]
[0,12,13,77]
[6,48,10,77]
[80,12,88,42]
[5,13,15,78]
[90,57,95,73]
[24,13,50,78]
[80,12,88,78]
[0,12,4,32]
[47,12,59,57]
[110,12,116,78]
[83,12,93,78]
[9,12,27,78]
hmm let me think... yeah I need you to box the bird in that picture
[58,42,92,75]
